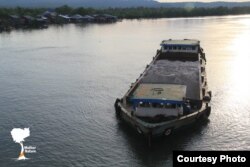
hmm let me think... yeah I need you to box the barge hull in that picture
[115,39,211,139]
[116,100,210,137]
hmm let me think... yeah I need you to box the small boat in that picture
[114,39,211,144]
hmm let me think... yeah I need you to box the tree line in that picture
[1,5,250,19]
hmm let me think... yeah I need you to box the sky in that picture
[156,0,249,2]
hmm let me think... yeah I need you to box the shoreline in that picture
[1,6,250,32]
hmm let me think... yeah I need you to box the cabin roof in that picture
[42,11,57,17]
[71,14,83,19]
[58,14,71,19]
[9,15,20,19]
[132,83,186,102]
[161,39,199,46]
[103,14,117,18]
[23,15,35,20]
[82,15,94,19]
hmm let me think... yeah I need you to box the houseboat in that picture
[114,39,211,144]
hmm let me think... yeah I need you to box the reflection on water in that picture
[0,15,250,167]
[117,120,209,167]
[230,29,250,98]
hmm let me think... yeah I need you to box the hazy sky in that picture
[156,0,249,2]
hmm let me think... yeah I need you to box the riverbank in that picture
[0,6,118,32]
[1,6,250,32]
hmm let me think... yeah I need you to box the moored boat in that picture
[115,39,211,143]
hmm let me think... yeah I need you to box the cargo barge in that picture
[114,39,211,143]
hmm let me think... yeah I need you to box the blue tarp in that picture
[130,98,183,109]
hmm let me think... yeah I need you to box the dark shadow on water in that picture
[117,118,209,166]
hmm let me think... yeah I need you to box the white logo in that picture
[10,128,36,160]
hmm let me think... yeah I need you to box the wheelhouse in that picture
[161,39,200,53]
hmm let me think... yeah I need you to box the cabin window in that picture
[165,103,171,109]
[159,103,164,108]
[173,46,177,50]
[178,46,181,50]
[139,102,145,107]
[164,46,171,50]
[202,88,206,96]
[165,103,176,109]
[182,47,186,50]
[201,67,205,72]
[144,102,150,107]
[152,103,158,108]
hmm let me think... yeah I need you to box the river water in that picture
[0,15,250,167]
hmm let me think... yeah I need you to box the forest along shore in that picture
[0,8,118,32]
[1,5,250,32]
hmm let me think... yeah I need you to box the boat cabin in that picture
[158,39,201,61]
[130,84,187,118]
[161,39,200,53]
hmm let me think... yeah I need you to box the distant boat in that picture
[115,39,211,145]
